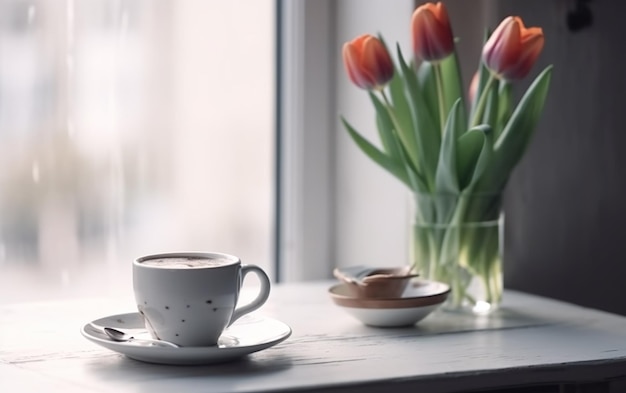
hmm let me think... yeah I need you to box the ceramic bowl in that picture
[329,279,450,327]
[332,265,419,299]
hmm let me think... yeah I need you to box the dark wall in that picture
[481,0,626,315]
[420,0,625,315]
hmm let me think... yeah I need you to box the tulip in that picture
[342,34,394,91]
[411,2,454,62]
[468,71,479,104]
[482,16,544,80]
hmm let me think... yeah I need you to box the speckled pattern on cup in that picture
[133,252,271,347]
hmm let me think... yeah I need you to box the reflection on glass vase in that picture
[410,192,503,314]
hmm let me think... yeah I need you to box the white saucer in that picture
[81,312,291,365]
[329,279,450,327]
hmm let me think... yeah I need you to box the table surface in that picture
[2,280,626,393]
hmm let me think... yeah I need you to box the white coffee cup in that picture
[133,252,271,347]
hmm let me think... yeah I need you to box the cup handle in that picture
[228,264,271,326]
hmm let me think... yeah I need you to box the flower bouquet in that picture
[341,2,552,313]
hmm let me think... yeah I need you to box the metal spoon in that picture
[103,327,180,348]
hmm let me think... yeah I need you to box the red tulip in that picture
[411,2,454,62]
[482,16,544,80]
[342,34,394,91]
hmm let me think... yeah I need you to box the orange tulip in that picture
[482,16,544,80]
[342,34,394,91]
[411,2,454,62]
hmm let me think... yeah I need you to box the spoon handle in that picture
[103,327,180,348]
[126,338,180,348]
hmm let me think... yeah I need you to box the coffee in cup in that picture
[133,252,271,347]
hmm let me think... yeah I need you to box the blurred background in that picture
[3,0,626,318]
[0,0,275,303]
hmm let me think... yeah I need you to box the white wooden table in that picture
[2,281,626,393]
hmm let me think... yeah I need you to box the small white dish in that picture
[81,312,291,365]
[329,279,450,327]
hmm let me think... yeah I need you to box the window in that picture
[0,0,275,303]
[277,0,415,281]
[2,0,425,303]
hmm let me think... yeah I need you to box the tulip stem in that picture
[380,90,414,164]
[433,64,447,134]
[380,90,399,132]
[470,74,496,128]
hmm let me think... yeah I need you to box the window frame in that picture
[276,0,337,282]
[276,0,419,282]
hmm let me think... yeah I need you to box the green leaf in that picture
[456,124,492,190]
[493,66,553,175]
[388,66,414,145]
[435,99,463,194]
[495,82,513,141]
[376,35,420,171]
[341,117,411,189]
[369,92,402,158]
[481,78,500,128]
[417,61,439,128]
[439,50,467,137]
[475,66,553,193]
[395,138,429,192]
[469,29,492,120]
[418,52,466,137]
[397,45,440,191]
[467,125,493,188]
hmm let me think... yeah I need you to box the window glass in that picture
[0,0,275,303]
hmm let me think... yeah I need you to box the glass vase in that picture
[410,192,503,314]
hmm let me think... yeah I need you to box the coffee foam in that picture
[140,257,234,269]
